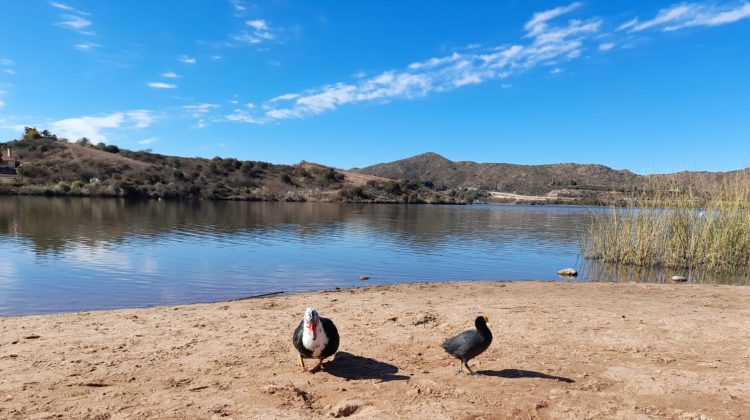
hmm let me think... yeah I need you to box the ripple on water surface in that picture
[0,198,744,315]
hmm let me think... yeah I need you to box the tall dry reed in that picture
[583,177,750,272]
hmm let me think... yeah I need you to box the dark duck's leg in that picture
[309,358,324,373]
[463,360,475,375]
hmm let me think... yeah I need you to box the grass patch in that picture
[583,177,750,272]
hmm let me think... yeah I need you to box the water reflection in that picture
[582,259,749,286]
[0,197,745,315]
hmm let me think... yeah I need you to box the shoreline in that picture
[2,281,749,418]
[0,191,610,206]
[4,276,746,318]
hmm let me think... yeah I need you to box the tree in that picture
[22,127,42,141]
[104,144,120,154]
[76,137,91,147]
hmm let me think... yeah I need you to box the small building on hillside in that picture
[0,145,20,176]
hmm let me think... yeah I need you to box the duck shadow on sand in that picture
[323,352,410,382]
[476,369,575,383]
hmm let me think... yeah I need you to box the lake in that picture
[0,197,744,315]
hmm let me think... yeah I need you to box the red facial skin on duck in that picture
[307,321,317,340]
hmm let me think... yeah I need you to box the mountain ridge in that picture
[353,151,749,201]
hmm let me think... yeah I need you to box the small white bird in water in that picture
[292,308,340,372]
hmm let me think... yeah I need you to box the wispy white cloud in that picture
[161,71,181,78]
[56,14,92,31]
[408,52,462,70]
[256,2,598,122]
[617,17,639,31]
[147,82,177,89]
[127,110,156,128]
[180,104,221,128]
[183,103,219,118]
[51,111,154,143]
[0,59,14,76]
[246,19,269,31]
[138,137,158,145]
[74,42,100,51]
[232,19,275,45]
[226,109,261,123]
[0,100,5,109]
[598,42,615,51]
[50,1,90,15]
[623,2,750,32]
[51,1,95,37]
[179,55,197,64]
[269,93,299,103]
[524,2,583,37]
[550,67,563,74]
[229,0,246,14]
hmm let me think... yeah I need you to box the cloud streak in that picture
[50,111,155,143]
[51,1,96,44]
[179,55,197,64]
[56,14,92,31]
[1,58,15,76]
[623,2,750,32]
[50,1,90,15]
[74,42,100,51]
[255,2,598,122]
[148,82,177,89]
[231,19,275,45]
[217,1,750,125]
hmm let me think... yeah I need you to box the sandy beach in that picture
[2,281,749,419]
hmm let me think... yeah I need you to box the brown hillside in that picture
[356,152,643,196]
[0,138,476,204]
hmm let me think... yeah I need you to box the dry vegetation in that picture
[358,152,750,205]
[357,152,643,201]
[584,176,750,272]
[0,135,485,204]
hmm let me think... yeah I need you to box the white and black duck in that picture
[292,308,340,372]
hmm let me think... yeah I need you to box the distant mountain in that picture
[354,152,749,203]
[4,137,746,205]
[356,152,642,195]
[0,138,481,204]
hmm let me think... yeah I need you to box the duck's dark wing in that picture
[320,317,339,359]
[292,320,312,358]
[441,329,490,361]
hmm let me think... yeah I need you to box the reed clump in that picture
[584,177,750,272]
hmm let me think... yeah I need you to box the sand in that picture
[1,281,750,419]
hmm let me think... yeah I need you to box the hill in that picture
[354,152,749,203]
[355,152,642,201]
[0,138,482,204]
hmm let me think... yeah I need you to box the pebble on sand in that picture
[670,275,688,283]
[557,268,578,277]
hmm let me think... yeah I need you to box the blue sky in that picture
[0,1,748,174]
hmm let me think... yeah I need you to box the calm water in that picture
[0,197,744,315]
